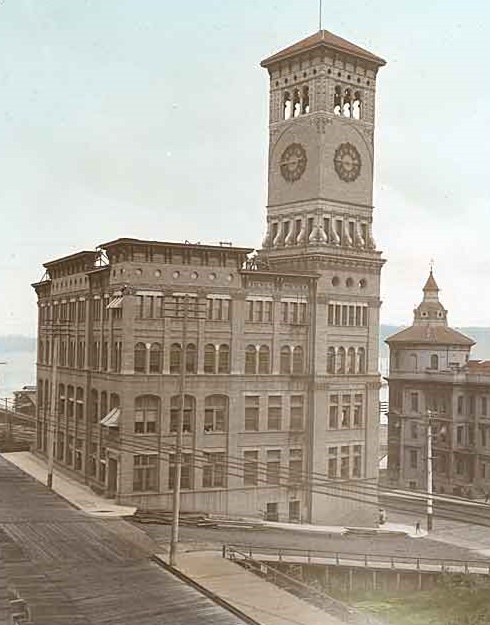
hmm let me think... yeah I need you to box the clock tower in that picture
[261,30,386,524]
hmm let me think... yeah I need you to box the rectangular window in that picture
[341,394,351,428]
[340,446,350,479]
[352,445,362,478]
[362,306,368,326]
[289,449,303,484]
[265,502,279,522]
[482,426,487,448]
[281,302,288,323]
[329,394,339,429]
[482,397,488,417]
[267,396,282,430]
[244,396,260,431]
[266,450,281,485]
[355,306,362,326]
[410,392,419,412]
[244,451,258,486]
[246,300,254,322]
[290,395,304,430]
[168,453,192,490]
[341,305,348,326]
[409,449,418,469]
[254,300,263,322]
[289,500,300,522]
[353,394,363,427]
[335,304,341,326]
[328,304,334,325]
[410,422,418,439]
[202,452,226,488]
[264,300,273,323]
[469,395,476,417]
[457,395,464,416]
[457,425,464,445]
[327,447,337,478]
[348,305,355,326]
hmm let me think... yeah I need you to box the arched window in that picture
[76,387,84,420]
[258,345,271,374]
[280,346,291,374]
[334,85,342,115]
[185,343,197,373]
[283,91,292,120]
[67,385,74,419]
[352,91,362,119]
[170,343,182,374]
[293,89,301,117]
[327,347,336,374]
[343,88,352,117]
[149,342,162,373]
[90,389,98,423]
[58,383,65,416]
[292,346,304,374]
[347,347,356,374]
[358,347,366,374]
[204,395,228,432]
[60,340,67,367]
[245,345,257,374]
[204,344,216,374]
[100,391,107,419]
[110,393,120,410]
[302,85,310,114]
[430,354,439,370]
[410,353,418,373]
[170,394,195,433]
[337,347,346,374]
[135,395,160,434]
[218,344,230,373]
[134,342,146,373]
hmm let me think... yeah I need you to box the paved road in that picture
[0,457,251,625]
[134,518,489,562]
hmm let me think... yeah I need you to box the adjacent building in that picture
[386,272,490,498]
[33,27,386,524]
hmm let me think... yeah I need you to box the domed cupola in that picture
[413,270,447,326]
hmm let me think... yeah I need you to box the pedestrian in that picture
[415,521,421,534]
[379,508,386,525]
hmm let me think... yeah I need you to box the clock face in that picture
[280,143,307,182]
[333,142,361,182]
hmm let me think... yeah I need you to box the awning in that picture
[107,296,123,309]
[100,407,120,428]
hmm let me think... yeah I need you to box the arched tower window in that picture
[283,91,292,120]
[410,353,418,372]
[327,347,336,374]
[343,89,352,117]
[292,89,301,117]
[334,85,342,115]
[352,91,362,119]
[430,354,439,370]
[302,85,310,114]
[170,394,195,433]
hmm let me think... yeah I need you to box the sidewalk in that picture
[155,548,347,625]
[1,451,136,518]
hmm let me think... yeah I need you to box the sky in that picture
[1,0,490,336]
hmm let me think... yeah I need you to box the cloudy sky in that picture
[1,0,490,336]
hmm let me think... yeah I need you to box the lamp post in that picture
[169,294,189,567]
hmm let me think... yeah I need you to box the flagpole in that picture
[319,0,322,31]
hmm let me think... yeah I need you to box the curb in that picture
[151,554,263,625]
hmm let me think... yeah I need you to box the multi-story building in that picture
[386,272,490,498]
[32,27,386,524]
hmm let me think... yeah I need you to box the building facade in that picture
[33,28,386,524]
[386,272,490,498]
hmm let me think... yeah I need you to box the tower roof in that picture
[423,269,439,293]
[260,29,386,68]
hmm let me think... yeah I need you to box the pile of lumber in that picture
[132,509,218,527]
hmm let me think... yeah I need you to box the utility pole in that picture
[169,294,189,566]
[47,327,60,489]
[426,410,435,531]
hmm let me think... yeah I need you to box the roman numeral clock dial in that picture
[280,143,307,182]
[334,142,362,182]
